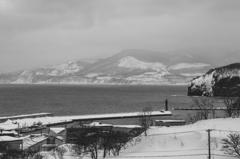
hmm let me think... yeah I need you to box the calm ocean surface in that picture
[0,84,192,124]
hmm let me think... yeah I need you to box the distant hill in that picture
[0,48,239,85]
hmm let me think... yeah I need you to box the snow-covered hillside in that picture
[110,118,240,159]
[118,56,168,72]
[47,60,84,76]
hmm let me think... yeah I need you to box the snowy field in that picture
[39,117,240,159]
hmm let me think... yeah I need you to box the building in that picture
[22,134,63,151]
[66,122,113,143]
[155,120,186,127]
[0,130,18,137]
[0,136,23,150]
[49,127,66,142]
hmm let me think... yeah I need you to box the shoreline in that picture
[0,83,189,86]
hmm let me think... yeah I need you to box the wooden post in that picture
[165,99,168,111]
[18,122,20,137]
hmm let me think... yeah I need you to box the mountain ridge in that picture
[0,48,239,85]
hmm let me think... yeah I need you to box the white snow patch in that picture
[118,56,168,72]
[85,73,99,78]
[191,71,215,92]
[180,73,204,77]
[168,63,210,70]
[47,60,83,76]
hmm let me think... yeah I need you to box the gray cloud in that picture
[0,0,240,73]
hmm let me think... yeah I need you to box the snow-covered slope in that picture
[118,56,168,72]
[110,118,240,159]
[188,63,240,96]
[47,60,84,76]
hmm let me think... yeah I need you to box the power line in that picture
[213,129,240,133]
[213,154,240,158]
[120,149,207,153]
[143,129,206,137]
[112,154,208,158]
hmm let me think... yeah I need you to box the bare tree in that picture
[71,143,87,159]
[216,87,240,117]
[220,96,240,117]
[185,112,203,124]
[137,106,153,136]
[108,131,132,157]
[21,149,43,159]
[72,127,102,159]
[0,142,8,153]
[32,153,44,159]
[71,124,135,159]
[190,97,215,119]
[222,133,240,157]
[0,142,44,159]
[51,146,67,159]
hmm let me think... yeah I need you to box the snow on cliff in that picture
[188,63,240,96]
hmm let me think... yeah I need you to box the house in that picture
[49,127,66,142]
[155,120,186,127]
[22,134,63,151]
[113,125,142,134]
[0,130,18,137]
[0,136,23,150]
[66,122,113,143]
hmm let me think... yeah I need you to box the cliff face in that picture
[188,63,240,96]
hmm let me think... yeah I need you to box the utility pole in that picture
[206,129,212,159]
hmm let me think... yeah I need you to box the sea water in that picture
[0,84,191,124]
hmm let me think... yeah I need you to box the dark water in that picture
[0,84,191,123]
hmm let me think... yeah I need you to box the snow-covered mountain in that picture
[188,63,240,96]
[0,60,89,84]
[0,49,218,85]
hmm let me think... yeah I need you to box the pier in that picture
[0,111,172,130]
[172,108,233,110]
[71,111,172,122]
[0,113,53,123]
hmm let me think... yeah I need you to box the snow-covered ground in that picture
[37,118,240,159]
[112,118,239,159]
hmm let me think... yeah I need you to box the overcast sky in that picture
[0,0,240,73]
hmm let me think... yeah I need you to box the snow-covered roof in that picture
[113,125,141,128]
[88,122,113,127]
[0,136,22,142]
[0,130,18,135]
[50,127,65,134]
[155,120,186,123]
[0,119,18,130]
[22,134,49,150]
